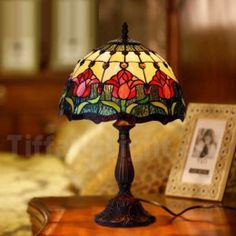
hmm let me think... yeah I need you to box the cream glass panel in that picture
[127,63,145,81]
[83,51,93,60]
[109,52,124,62]
[149,52,163,62]
[153,52,167,63]
[102,62,121,82]
[139,52,154,62]
[73,60,90,77]
[72,62,81,75]
[125,52,140,62]
[86,50,100,60]
[143,63,157,82]
[92,62,104,80]
[96,51,111,62]
[159,62,177,81]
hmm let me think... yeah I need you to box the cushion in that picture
[0,153,74,236]
[64,120,184,196]
[48,120,95,159]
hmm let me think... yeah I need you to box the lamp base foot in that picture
[95,194,156,227]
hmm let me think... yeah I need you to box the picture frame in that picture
[165,103,236,201]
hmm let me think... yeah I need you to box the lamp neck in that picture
[113,120,135,196]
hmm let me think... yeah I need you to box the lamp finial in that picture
[121,22,129,42]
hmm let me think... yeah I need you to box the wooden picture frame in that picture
[165,103,236,201]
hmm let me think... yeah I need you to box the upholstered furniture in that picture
[0,153,73,236]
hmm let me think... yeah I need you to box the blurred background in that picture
[0,0,235,156]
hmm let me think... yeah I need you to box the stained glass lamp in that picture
[59,23,185,227]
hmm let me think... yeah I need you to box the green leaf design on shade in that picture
[59,93,65,105]
[121,100,126,112]
[151,101,168,114]
[76,101,89,114]
[60,91,66,99]
[136,96,149,104]
[65,97,74,112]
[171,102,177,115]
[102,101,121,112]
[126,103,138,113]
[88,95,101,104]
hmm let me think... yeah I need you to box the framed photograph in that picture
[165,103,236,201]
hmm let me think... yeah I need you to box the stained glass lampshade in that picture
[59,23,185,227]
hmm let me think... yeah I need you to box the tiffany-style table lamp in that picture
[59,23,185,227]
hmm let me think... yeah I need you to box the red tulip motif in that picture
[72,69,99,98]
[149,70,175,99]
[105,69,143,100]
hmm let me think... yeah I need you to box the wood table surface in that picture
[27,195,236,236]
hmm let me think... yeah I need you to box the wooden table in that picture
[27,195,236,236]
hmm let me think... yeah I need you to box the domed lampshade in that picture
[59,23,186,228]
[59,23,185,124]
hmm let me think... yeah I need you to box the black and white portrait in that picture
[192,128,217,159]
[182,118,226,185]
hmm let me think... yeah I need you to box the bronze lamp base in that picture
[95,194,155,227]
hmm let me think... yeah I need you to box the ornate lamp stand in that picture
[95,120,156,227]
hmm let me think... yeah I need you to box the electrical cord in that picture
[138,198,236,217]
